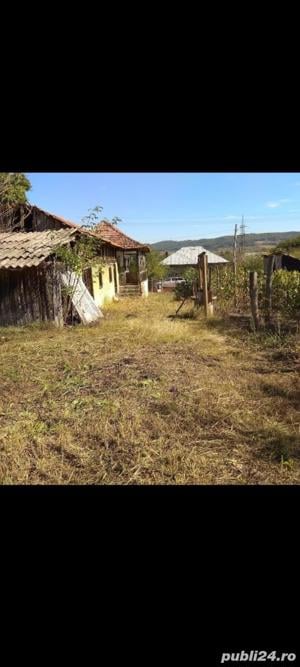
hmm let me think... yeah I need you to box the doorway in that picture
[113,264,118,293]
[82,268,94,298]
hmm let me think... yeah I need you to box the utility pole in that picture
[239,215,247,255]
[233,223,238,308]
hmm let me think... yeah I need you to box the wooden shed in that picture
[0,229,103,327]
[263,252,300,273]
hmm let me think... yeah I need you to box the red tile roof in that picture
[94,221,150,251]
[31,208,149,251]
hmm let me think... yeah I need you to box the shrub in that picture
[272,270,300,320]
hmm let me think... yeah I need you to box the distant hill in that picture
[151,231,300,253]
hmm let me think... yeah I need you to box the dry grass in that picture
[1,293,300,485]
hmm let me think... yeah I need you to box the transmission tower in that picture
[239,215,247,254]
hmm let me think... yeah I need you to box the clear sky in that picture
[27,173,300,243]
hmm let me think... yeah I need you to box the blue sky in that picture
[27,173,300,243]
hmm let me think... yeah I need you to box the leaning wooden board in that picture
[60,271,104,324]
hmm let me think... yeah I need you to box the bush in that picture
[272,270,300,320]
[174,268,197,300]
[210,261,264,313]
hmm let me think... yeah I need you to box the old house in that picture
[0,205,123,313]
[94,221,150,296]
[0,228,102,327]
[0,205,150,301]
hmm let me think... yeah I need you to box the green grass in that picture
[1,293,300,484]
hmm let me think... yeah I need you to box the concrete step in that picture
[119,286,141,297]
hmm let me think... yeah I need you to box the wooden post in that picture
[265,254,275,324]
[199,252,209,317]
[137,250,142,294]
[51,260,63,327]
[250,271,259,331]
[233,223,238,309]
[197,254,203,289]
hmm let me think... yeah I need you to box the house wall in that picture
[91,261,119,308]
[0,263,63,327]
[140,278,149,297]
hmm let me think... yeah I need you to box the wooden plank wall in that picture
[0,263,63,327]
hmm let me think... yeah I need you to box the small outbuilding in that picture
[0,228,106,327]
[263,252,300,273]
[161,246,229,288]
[0,229,77,326]
[161,246,228,271]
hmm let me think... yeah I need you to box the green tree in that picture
[273,235,300,257]
[81,205,103,228]
[0,173,31,209]
[174,268,198,300]
[81,206,122,230]
[55,236,105,323]
[146,250,168,282]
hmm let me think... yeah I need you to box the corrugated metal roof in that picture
[0,229,77,269]
[161,246,229,266]
[94,221,150,251]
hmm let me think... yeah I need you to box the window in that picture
[99,271,103,289]
[109,267,113,283]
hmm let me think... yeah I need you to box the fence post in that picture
[249,271,259,330]
[202,252,209,317]
[265,255,275,324]
[197,254,203,289]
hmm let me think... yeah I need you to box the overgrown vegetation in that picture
[208,255,300,326]
[273,234,300,260]
[0,173,31,210]
[146,250,168,283]
[174,268,198,300]
[55,236,105,323]
[272,271,300,320]
[1,294,299,485]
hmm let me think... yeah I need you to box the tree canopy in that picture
[146,250,168,281]
[81,206,122,229]
[0,173,31,209]
[274,235,300,252]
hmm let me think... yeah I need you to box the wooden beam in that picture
[199,251,209,317]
